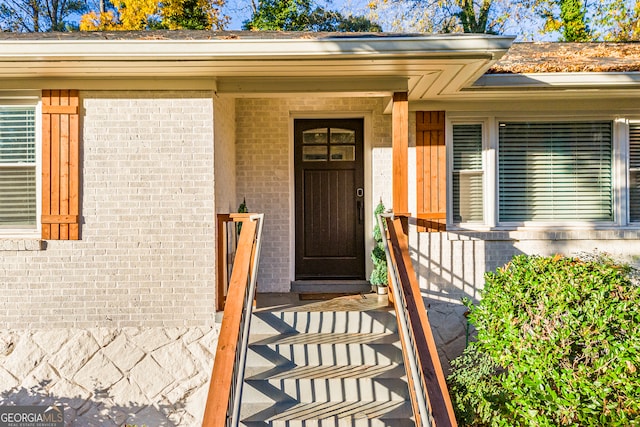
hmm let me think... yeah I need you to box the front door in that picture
[294,119,365,280]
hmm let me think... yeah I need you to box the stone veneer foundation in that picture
[0,327,217,426]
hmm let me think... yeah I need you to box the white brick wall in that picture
[214,96,236,214]
[410,228,640,304]
[0,91,216,329]
[236,97,392,292]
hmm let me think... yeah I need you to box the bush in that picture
[448,254,640,426]
[370,200,388,287]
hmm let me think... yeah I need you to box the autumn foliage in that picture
[79,0,227,31]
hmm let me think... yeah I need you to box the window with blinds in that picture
[452,124,483,223]
[630,123,640,222]
[0,107,37,228]
[498,121,613,222]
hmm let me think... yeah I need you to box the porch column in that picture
[392,92,409,214]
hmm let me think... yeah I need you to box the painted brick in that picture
[236,97,392,292]
[0,91,216,329]
[410,225,640,304]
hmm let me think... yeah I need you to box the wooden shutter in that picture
[42,90,81,240]
[416,111,446,232]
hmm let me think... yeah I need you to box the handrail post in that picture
[216,213,232,311]
[203,213,264,427]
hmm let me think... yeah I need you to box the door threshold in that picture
[291,280,371,294]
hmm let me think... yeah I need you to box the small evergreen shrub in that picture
[370,200,388,288]
[448,254,640,426]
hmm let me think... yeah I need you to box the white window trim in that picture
[0,96,42,239]
[447,113,637,231]
[446,117,492,230]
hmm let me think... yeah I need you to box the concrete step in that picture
[247,334,404,368]
[242,377,411,403]
[240,309,413,426]
[240,400,415,426]
[241,418,415,427]
[245,363,407,380]
[250,310,398,335]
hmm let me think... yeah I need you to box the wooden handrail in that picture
[380,213,457,427]
[203,213,264,427]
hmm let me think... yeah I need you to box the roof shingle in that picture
[488,42,640,73]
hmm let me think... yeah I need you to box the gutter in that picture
[0,35,515,61]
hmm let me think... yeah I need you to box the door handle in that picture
[357,200,364,224]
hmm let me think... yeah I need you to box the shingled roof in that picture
[488,42,640,73]
[0,30,440,41]
[2,31,639,74]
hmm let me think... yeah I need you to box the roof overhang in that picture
[454,71,640,101]
[0,34,514,100]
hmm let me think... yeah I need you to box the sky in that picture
[223,0,373,30]
[224,0,252,29]
[214,1,622,42]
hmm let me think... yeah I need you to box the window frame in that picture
[446,118,491,229]
[0,95,42,239]
[447,113,632,231]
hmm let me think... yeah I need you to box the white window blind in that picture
[630,123,640,222]
[452,124,483,222]
[0,107,36,228]
[498,121,613,222]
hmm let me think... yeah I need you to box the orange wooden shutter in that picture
[42,90,80,240]
[416,111,446,232]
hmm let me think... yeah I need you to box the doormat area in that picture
[299,293,363,301]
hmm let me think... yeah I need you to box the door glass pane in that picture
[330,146,355,161]
[303,146,327,161]
[330,128,355,144]
[303,128,328,144]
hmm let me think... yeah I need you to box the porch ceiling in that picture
[0,33,514,100]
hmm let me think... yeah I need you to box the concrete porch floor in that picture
[254,292,390,313]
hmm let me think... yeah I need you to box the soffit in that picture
[441,71,640,102]
[0,33,513,100]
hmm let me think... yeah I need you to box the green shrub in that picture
[448,345,506,426]
[448,254,640,426]
[370,200,388,287]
